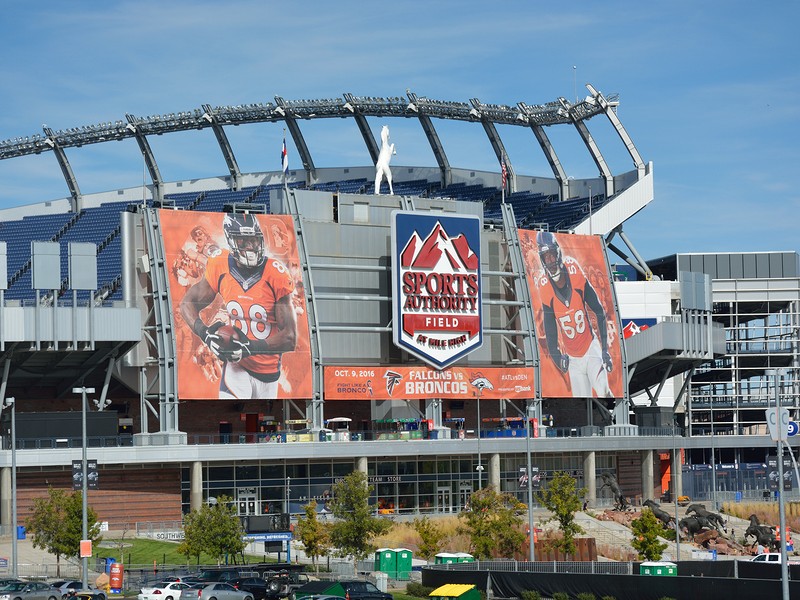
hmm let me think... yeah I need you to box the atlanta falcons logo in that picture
[470,374,494,395]
[384,370,402,395]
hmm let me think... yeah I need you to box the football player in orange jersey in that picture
[535,231,613,397]
[180,213,297,399]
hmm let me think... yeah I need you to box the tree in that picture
[179,495,245,565]
[457,486,526,559]
[295,500,331,572]
[328,471,391,572]
[26,488,102,576]
[411,516,446,562]
[631,508,668,561]
[536,471,585,555]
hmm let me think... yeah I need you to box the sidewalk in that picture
[0,535,84,577]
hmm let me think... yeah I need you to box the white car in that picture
[749,553,800,564]
[138,582,191,600]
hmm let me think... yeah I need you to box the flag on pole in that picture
[281,136,289,175]
[501,161,507,188]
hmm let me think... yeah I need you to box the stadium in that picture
[0,86,797,541]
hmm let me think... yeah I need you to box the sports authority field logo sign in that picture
[391,211,482,369]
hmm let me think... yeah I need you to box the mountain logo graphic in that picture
[392,211,483,370]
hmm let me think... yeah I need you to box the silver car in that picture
[0,582,60,600]
[179,583,253,600]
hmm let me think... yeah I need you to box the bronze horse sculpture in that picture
[598,472,629,510]
[685,503,726,531]
[745,514,778,550]
[643,499,675,528]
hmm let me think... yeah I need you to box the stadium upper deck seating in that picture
[0,177,597,304]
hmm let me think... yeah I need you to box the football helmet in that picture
[223,213,265,268]
[536,231,565,283]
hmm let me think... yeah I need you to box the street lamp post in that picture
[525,402,535,561]
[3,397,17,578]
[72,386,95,590]
[672,424,680,562]
[476,393,483,489]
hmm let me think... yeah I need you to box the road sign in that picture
[789,421,799,438]
[766,407,791,442]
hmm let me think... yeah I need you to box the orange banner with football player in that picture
[160,210,312,400]
[518,230,623,399]
[323,366,535,400]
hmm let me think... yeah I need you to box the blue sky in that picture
[0,1,797,260]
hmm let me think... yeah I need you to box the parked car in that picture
[229,578,276,600]
[179,583,253,600]
[258,572,309,599]
[292,582,390,600]
[71,593,108,600]
[138,582,190,600]
[337,582,391,600]
[196,570,259,584]
[0,582,61,600]
[749,553,800,564]
[50,582,105,600]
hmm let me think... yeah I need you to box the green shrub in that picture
[553,593,570,600]
[520,592,541,600]
[577,593,596,600]
[601,596,617,600]
[661,528,677,541]
[405,583,435,598]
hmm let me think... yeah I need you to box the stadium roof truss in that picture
[0,86,644,212]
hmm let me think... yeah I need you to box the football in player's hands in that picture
[214,324,243,349]
[214,324,250,362]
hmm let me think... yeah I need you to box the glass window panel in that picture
[209,465,234,482]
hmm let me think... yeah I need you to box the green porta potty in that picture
[375,548,397,578]
[455,552,474,563]
[395,547,413,580]
[434,553,458,564]
[639,561,677,576]
[429,584,481,600]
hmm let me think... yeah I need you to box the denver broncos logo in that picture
[470,374,494,395]
[384,370,402,395]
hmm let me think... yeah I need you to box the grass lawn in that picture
[99,537,270,566]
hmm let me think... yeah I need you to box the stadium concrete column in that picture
[641,450,654,500]
[356,456,368,475]
[583,452,596,504]
[673,449,683,498]
[190,461,203,511]
[489,454,500,490]
[0,467,9,527]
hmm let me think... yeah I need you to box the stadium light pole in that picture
[73,386,94,590]
[573,65,577,103]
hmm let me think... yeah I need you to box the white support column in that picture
[673,449,683,498]
[489,453,501,490]
[583,451,596,505]
[190,461,203,512]
[641,449,654,501]
[0,467,9,528]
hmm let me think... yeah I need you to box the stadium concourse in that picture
[0,89,796,543]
